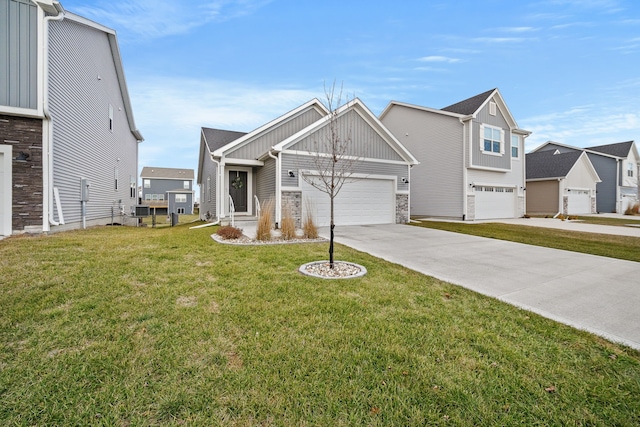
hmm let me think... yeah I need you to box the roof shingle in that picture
[585,141,633,158]
[526,150,583,180]
[202,128,247,152]
[441,88,496,115]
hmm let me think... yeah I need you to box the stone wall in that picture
[0,115,44,232]
[281,190,302,228]
[466,194,475,221]
[395,193,409,224]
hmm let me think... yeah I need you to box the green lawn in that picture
[411,220,640,263]
[1,224,639,426]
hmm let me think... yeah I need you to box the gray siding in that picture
[526,180,559,215]
[281,153,410,193]
[255,157,276,204]
[537,143,578,154]
[471,102,512,169]
[48,18,139,225]
[289,109,405,162]
[0,0,38,110]
[226,108,323,159]
[142,178,191,198]
[381,105,464,218]
[586,153,617,213]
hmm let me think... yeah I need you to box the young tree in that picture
[300,82,363,268]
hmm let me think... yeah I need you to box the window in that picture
[629,163,635,177]
[144,179,150,188]
[206,176,211,202]
[183,180,190,189]
[145,194,152,201]
[130,176,136,199]
[175,194,187,203]
[114,167,119,190]
[177,208,185,214]
[481,125,503,155]
[108,104,113,131]
[511,135,520,159]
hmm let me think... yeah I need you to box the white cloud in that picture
[71,0,272,39]
[522,105,640,152]
[417,55,461,63]
[130,77,320,170]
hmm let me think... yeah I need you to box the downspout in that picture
[210,155,221,221]
[42,2,65,228]
[268,149,281,225]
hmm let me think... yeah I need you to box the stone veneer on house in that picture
[0,115,44,233]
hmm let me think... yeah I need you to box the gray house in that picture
[140,167,195,215]
[380,89,531,220]
[197,98,419,227]
[532,141,639,213]
[1,0,143,236]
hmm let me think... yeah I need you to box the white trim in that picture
[468,165,512,173]
[282,149,411,166]
[219,158,264,167]
[0,146,13,236]
[300,170,396,183]
[224,166,253,215]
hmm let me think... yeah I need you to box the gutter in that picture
[42,1,66,228]
[268,149,281,225]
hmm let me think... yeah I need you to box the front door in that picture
[229,171,248,213]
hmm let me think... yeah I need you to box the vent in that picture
[489,101,496,116]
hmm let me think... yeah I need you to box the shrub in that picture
[216,225,243,239]
[302,211,318,239]
[256,199,274,241]
[281,205,296,240]
[625,203,640,215]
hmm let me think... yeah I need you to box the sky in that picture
[60,0,640,177]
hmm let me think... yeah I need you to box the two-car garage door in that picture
[474,186,516,220]
[301,177,395,226]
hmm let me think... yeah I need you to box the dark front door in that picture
[229,171,248,213]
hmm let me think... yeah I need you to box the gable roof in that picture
[271,98,419,165]
[141,167,194,180]
[211,98,329,158]
[585,141,634,158]
[526,150,600,184]
[441,88,497,115]
[201,128,247,152]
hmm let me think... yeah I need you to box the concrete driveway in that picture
[320,224,640,350]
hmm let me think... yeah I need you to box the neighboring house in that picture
[532,141,639,213]
[526,150,600,215]
[1,0,143,236]
[380,88,531,220]
[197,98,419,227]
[140,167,195,215]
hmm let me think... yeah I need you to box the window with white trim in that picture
[130,175,136,198]
[175,194,187,203]
[144,179,150,188]
[511,135,520,159]
[481,124,504,155]
[206,176,211,202]
[114,167,119,190]
[177,208,185,214]
[628,163,634,177]
[183,180,190,189]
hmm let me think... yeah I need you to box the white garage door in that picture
[567,190,591,214]
[475,186,516,220]
[301,177,395,226]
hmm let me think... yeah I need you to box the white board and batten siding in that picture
[48,17,139,227]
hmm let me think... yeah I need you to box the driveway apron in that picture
[321,224,640,350]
